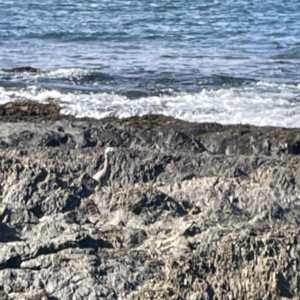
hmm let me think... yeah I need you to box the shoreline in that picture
[1,100,300,155]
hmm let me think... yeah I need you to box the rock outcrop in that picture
[0,104,300,299]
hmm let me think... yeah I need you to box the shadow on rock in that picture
[0,222,21,242]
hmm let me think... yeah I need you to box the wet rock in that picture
[0,101,65,122]
[3,66,39,73]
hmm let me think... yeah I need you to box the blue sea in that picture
[1,0,300,127]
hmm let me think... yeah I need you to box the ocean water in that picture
[1,0,300,127]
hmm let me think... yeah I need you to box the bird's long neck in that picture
[103,152,109,172]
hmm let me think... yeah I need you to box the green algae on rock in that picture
[0,100,74,122]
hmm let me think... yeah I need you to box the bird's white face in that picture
[105,147,114,154]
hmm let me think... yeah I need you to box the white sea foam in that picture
[46,68,91,79]
[0,68,91,82]
[1,81,300,128]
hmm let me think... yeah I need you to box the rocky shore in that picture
[0,101,300,299]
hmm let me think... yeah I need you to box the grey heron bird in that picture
[93,147,115,185]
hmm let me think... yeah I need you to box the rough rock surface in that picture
[1,105,300,299]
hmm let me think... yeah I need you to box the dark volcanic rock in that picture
[1,109,300,299]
